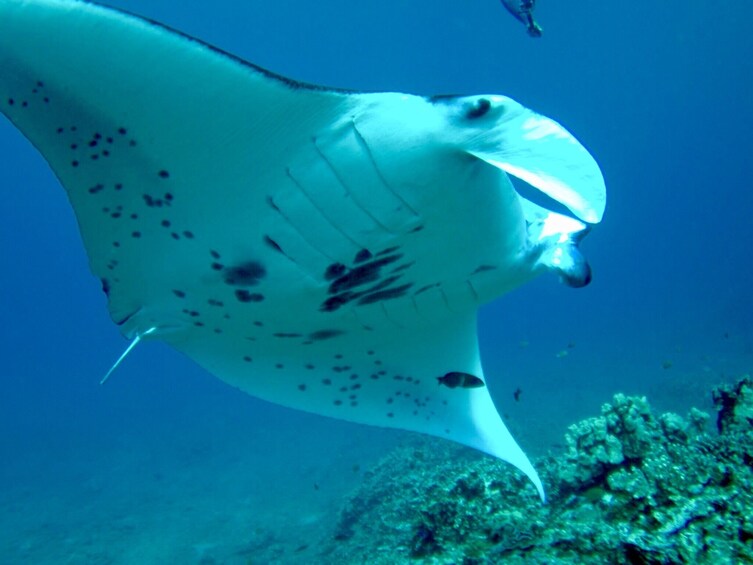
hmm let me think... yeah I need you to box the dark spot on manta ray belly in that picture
[324,262,347,281]
[473,265,497,274]
[321,293,354,313]
[354,249,373,263]
[328,255,402,295]
[309,329,345,341]
[235,290,264,303]
[223,261,266,287]
[320,252,414,312]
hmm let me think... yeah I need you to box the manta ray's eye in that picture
[465,97,491,119]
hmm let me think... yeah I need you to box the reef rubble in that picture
[321,376,753,564]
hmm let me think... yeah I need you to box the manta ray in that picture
[0,0,605,501]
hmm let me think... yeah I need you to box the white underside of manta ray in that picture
[0,0,606,501]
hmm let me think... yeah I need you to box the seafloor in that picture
[2,376,751,564]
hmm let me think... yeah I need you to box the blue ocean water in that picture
[0,1,751,562]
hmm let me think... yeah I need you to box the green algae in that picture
[322,375,753,564]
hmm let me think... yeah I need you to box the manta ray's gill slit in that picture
[348,121,419,216]
[414,282,440,296]
[263,196,342,274]
[465,281,480,301]
[284,166,368,250]
[311,140,392,232]
[377,246,400,256]
[357,283,414,306]
[262,235,284,255]
[390,262,414,275]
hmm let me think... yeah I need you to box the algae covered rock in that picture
[557,393,658,490]
[713,375,753,434]
[321,375,753,564]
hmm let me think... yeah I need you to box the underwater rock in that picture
[321,375,753,563]
[712,375,753,434]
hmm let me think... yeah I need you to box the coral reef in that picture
[320,376,753,564]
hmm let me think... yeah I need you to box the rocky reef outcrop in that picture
[321,376,753,564]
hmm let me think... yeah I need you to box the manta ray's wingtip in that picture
[480,435,546,501]
[505,447,546,502]
[524,458,546,502]
[466,390,547,501]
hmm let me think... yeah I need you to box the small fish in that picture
[513,387,522,402]
[661,360,673,370]
[500,0,543,37]
[556,350,569,358]
[437,371,485,389]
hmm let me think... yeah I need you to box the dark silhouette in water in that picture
[500,0,542,37]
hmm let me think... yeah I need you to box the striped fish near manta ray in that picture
[0,0,605,501]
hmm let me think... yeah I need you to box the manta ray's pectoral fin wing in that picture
[0,0,346,329]
[167,306,546,501]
